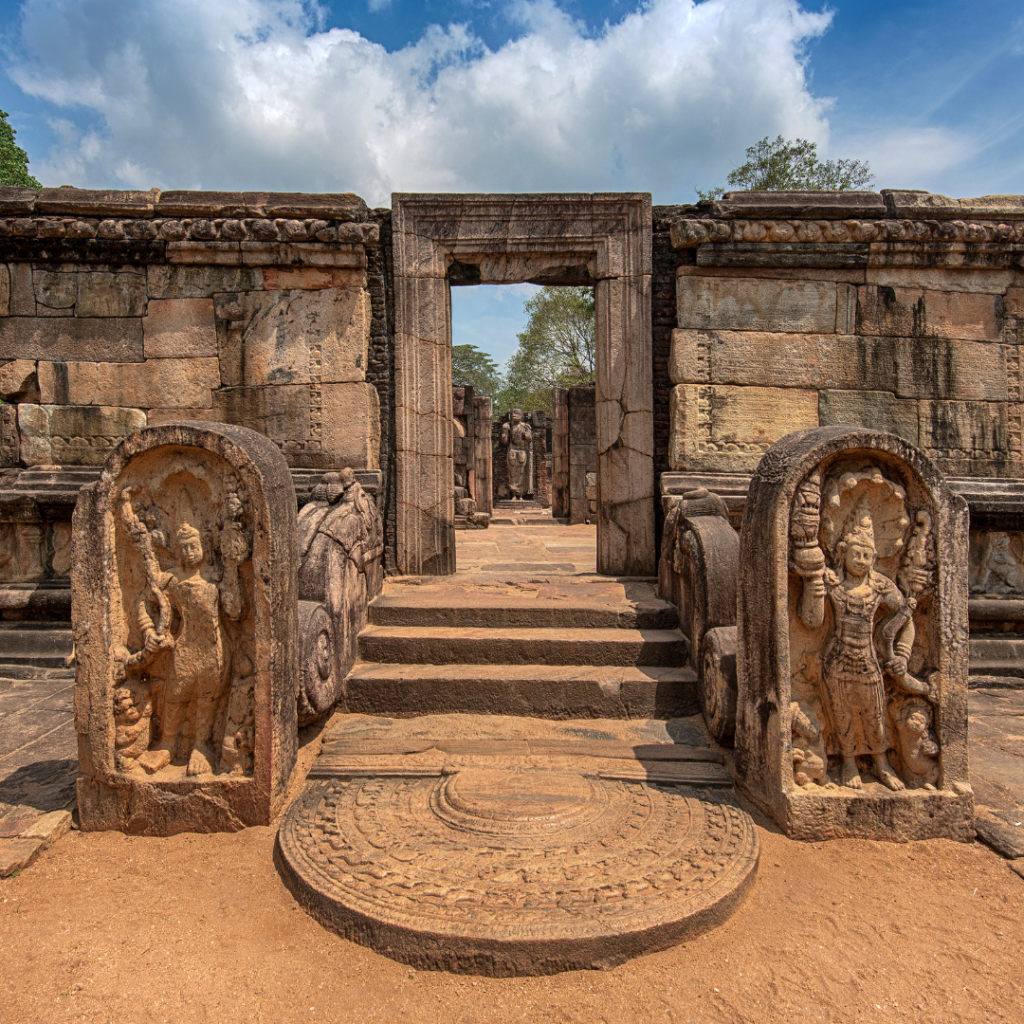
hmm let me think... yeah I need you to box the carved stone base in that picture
[771,783,976,843]
[277,768,758,976]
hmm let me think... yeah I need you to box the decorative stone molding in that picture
[668,190,1024,254]
[392,193,654,576]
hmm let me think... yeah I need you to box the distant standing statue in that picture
[501,408,533,499]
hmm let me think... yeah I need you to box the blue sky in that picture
[1,0,1021,367]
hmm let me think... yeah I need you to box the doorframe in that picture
[391,192,654,577]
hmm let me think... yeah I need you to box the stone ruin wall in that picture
[0,186,394,589]
[3,185,1024,604]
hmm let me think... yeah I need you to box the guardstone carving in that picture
[296,467,384,725]
[73,421,298,835]
[734,427,973,841]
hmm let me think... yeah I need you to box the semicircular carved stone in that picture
[277,769,759,976]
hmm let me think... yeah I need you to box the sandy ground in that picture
[1,814,1021,1024]
[1,707,1022,1024]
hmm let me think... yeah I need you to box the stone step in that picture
[368,591,678,630]
[357,625,689,667]
[0,624,74,668]
[970,635,1024,678]
[345,662,699,719]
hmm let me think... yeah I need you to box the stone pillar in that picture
[551,387,569,519]
[473,396,493,515]
[568,386,597,524]
[73,421,299,834]
[734,426,973,842]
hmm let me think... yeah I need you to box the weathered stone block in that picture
[146,265,264,299]
[865,267,1013,295]
[215,288,369,387]
[0,318,143,362]
[18,403,146,465]
[0,264,9,315]
[33,271,76,310]
[0,359,38,401]
[9,264,34,315]
[676,276,837,333]
[669,383,818,472]
[856,285,1002,342]
[819,390,920,445]
[1,402,19,467]
[143,299,217,358]
[73,421,298,834]
[74,272,147,317]
[38,358,220,408]
[669,329,1008,401]
[919,400,1008,467]
[734,427,972,841]
[212,382,380,469]
[262,267,366,290]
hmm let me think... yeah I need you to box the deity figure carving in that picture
[970,531,1024,595]
[501,408,533,499]
[114,469,253,777]
[791,466,937,792]
[892,697,940,789]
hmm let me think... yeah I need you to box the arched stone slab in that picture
[735,427,973,841]
[72,421,299,834]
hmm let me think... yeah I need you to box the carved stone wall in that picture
[733,426,973,841]
[0,188,381,475]
[662,190,1024,482]
[72,421,298,834]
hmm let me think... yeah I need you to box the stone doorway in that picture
[392,193,655,576]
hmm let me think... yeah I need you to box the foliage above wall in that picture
[0,110,41,189]
[697,136,872,202]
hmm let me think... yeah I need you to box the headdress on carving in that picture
[176,522,202,547]
[821,465,908,562]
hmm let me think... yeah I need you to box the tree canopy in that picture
[698,135,872,201]
[495,286,595,418]
[0,110,41,189]
[451,343,503,399]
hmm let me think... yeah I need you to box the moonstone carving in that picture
[73,421,298,835]
[734,427,973,842]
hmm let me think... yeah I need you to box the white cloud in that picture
[367,0,393,11]
[8,0,835,204]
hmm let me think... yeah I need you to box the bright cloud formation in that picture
[8,0,836,204]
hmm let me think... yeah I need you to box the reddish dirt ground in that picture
[2,797,1022,1024]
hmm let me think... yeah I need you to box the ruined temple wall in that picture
[657,191,1024,485]
[0,188,383,474]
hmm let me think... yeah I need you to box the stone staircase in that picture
[0,622,74,682]
[345,578,698,719]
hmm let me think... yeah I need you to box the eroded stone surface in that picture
[73,421,298,834]
[277,713,758,976]
[734,427,973,841]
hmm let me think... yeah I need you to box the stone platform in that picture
[276,713,759,976]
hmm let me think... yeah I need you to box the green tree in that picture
[451,343,502,398]
[697,135,872,201]
[495,286,595,418]
[0,110,41,189]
